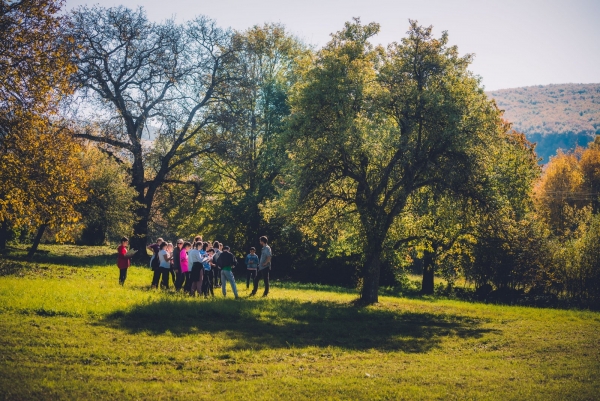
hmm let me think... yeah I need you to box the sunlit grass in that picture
[0,245,598,400]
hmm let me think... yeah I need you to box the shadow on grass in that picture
[102,298,497,353]
[2,245,119,267]
[270,281,358,295]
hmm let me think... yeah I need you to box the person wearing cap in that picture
[245,247,259,289]
[216,246,239,299]
[173,239,184,291]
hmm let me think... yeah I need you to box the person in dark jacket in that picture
[147,238,163,270]
[216,246,238,299]
[173,239,184,290]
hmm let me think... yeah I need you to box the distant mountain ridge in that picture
[487,83,600,162]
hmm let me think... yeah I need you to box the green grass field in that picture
[0,245,599,400]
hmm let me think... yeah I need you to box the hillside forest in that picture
[1,1,599,307]
[488,83,600,162]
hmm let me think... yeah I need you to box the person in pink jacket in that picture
[176,242,192,292]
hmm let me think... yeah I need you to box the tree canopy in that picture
[286,19,509,303]
[68,5,238,260]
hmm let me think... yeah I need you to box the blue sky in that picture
[65,0,600,91]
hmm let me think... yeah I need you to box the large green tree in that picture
[288,20,505,304]
[221,24,307,249]
[404,130,541,294]
[153,24,307,250]
[68,6,237,260]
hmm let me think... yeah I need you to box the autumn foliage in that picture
[0,1,85,251]
[488,84,600,162]
[0,117,86,230]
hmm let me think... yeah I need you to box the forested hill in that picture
[487,83,600,162]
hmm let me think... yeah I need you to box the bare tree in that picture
[68,6,236,260]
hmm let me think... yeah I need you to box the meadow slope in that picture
[0,245,598,400]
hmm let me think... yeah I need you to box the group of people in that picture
[116,235,272,299]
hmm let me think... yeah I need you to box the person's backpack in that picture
[151,251,160,270]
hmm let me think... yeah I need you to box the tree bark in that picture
[421,251,435,295]
[360,245,383,304]
[0,220,9,250]
[130,204,150,264]
[244,203,261,250]
[27,223,48,259]
[128,146,151,264]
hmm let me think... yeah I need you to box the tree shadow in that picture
[270,281,358,295]
[3,245,121,267]
[101,298,498,353]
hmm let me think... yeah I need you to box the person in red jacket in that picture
[117,237,131,285]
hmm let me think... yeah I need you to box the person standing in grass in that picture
[177,241,191,291]
[217,245,239,299]
[250,236,271,297]
[183,241,193,293]
[152,242,170,289]
[245,247,259,289]
[116,236,131,286]
[166,242,176,284]
[188,241,204,297]
[147,238,163,270]
[212,241,222,288]
[173,239,183,290]
[202,248,215,298]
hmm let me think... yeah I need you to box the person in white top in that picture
[188,241,205,297]
[151,242,169,289]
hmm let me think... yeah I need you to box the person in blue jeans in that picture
[245,247,259,289]
[216,246,238,299]
[250,236,271,297]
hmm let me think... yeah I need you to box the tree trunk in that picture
[360,247,383,304]
[130,207,150,264]
[421,251,435,295]
[0,220,9,250]
[27,223,48,259]
[245,204,261,251]
[130,150,151,265]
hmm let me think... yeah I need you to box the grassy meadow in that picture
[0,245,599,400]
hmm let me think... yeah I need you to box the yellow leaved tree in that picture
[0,0,86,254]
